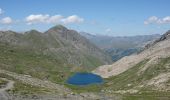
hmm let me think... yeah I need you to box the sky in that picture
[0,0,170,36]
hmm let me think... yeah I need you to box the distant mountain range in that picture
[80,32,160,61]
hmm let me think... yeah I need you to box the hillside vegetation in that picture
[92,30,170,99]
[0,25,112,83]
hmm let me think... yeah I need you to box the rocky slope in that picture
[44,25,112,66]
[0,69,121,100]
[93,30,170,78]
[92,30,170,99]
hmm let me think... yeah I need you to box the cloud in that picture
[162,16,170,23]
[62,15,84,24]
[144,16,158,24]
[25,14,84,25]
[144,16,170,25]
[26,14,50,25]
[47,15,63,24]
[0,8,3,15]
[106,28,112,32]
[0,17,13,24]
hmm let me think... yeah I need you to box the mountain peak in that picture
[26,29,41,33]
[144,30,170,49]
[45,25,68,34]
[51,24,68,30]
[153,30,170,44]
[159,30,170,41]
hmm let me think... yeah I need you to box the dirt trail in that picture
[0,78,14,100]
[0,69,71,93]
[0,70,121,100]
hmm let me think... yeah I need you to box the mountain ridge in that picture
[93,30,170,78]
[92,30,170,96]
[80,32,160,61]
[0,25,112,84]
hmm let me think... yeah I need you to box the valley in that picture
[0,25,169,100]
[0,1,170,99]
[0,25,112,84]
[81,32,160,62]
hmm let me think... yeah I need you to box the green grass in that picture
[0,40,170,99]
[82,55,103,70]
[0,79,7,88]
[0,42,106,95]
[103,59,149,91]
[8,81,53,95]
[59,57,170,94]
[0,42,104,85]
[68,57,169,99]
[0,43,75,84]
[65,83,103,93]
[103,57,170,91]
[0,73,55,95]
[101,57,170,99]
[0,73,14,88]
[123,91,170,100]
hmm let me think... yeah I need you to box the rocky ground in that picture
[0,69,121,100]
[0,78,14,100]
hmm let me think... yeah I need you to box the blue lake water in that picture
[67,72,103,86]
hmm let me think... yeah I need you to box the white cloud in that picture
[62,15,84,24]
[47,15,63,24]
[0,17,13,24]
[106,28,112,32]
[162,16,170,23]
[144,16,170,25]
[144,16,158,24]
[0,8,3,15]
[25,14,84,25]
[26,14,50,25]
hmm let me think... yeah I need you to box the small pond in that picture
[67,72,103,86]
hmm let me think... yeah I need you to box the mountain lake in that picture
[67,72,103,86]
